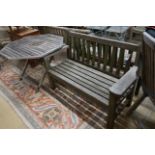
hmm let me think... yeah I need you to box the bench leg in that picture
[107,93,118,129]
[48,75,56,89]
[135,77,141,96]
[43,57,56,90]
[125,86,135,107]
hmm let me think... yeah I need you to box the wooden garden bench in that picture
[43,27,141,128]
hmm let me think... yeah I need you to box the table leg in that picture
[20,59,29,80]
[44,57,55,89]
[0,57,7,70]
[36,57,51,92]
[36,69,47,92]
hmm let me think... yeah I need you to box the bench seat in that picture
[49,59,118,108]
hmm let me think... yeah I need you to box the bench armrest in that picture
[110,66,138,96]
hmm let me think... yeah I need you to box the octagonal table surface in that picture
[0,34,64,60]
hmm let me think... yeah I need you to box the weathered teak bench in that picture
[43,27,141,128]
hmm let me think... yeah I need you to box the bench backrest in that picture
[40,26,141,78]
[67,31,141,78]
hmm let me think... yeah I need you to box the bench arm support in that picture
[107,66,138,128]
[110,66,138,96]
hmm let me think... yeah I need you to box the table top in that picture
[0,34,65,60]
[105,26,130,34]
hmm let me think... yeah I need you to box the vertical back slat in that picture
[91,42,96,66]
[109,46,117,73]
[113,47,118,67]
[97,43,102,69]
[86,41,91,65]
[116,48,125,76]
[70,36,74,59]
[84,39,88,64]
[124,50,132,72]
[103,45,110,71]
[67,34,72,58]
[75,37,80,61]
[81,39,85,63]
[107,46,111,65]
[77,38,82,62]
[72,37,76,60]
[83,39,89,65]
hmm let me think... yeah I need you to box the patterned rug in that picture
[0,60,93,129]
[1,59,155,129]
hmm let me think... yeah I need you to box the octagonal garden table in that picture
[0,34,67,91]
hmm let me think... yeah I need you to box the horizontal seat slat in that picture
[49,69,109,106]
[63,61,116,87]
[66,59,118,83]
[56,63,112,92]
[48,59,120,107]
[52,66,110,99]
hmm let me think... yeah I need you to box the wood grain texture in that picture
[49,59,118,106]
[68,31,141,78]
[0,34,65,60]
[110,66,138,96]
[142,32,155,100]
